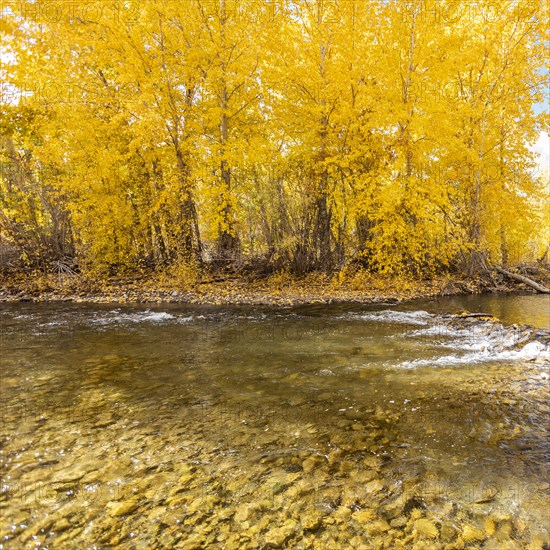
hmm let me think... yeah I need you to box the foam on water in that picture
[88,310,268,326]
[91,310,178,325]
[3,308,272,335]
[396,317,549,368]
[346,309,434,325]
[410,323,532,351]
[397,341,549,368]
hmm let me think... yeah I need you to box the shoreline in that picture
[0,272,537,306]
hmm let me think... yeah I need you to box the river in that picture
[0,294,548,548]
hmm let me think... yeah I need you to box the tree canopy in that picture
[1,0,548,277]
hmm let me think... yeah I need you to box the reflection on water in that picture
[0,295,549,548]
[412,292,550,328]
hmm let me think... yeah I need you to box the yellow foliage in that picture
[167,261,201,290]
[1,0,547,276]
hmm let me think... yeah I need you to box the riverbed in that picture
[0,294,548,548]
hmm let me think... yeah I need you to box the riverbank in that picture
[0,269,544,305]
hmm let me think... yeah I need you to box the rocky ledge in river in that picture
[448,311,550,357]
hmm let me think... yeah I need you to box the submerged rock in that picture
[440,522,458,543]
[414,518,439,538]
[302,456,323,473]
[365,519,390,537]
[53,518,71,532]
[109,499,139,517]
[462,524,486,543]
[364,479,384,495]
[301,509,323,531]
[352,509,375,524]
[263,519,298,547]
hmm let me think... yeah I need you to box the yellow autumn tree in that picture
[1,0,547,278]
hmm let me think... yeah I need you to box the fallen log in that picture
[455,312,498,320]
[494,266,550,294]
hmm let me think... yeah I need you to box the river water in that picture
[0,294,548,548]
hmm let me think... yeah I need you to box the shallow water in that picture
[0,294,549,548]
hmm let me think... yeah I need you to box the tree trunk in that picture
[538,244,549,265]
[495,265,550,294]
[314,193,332,272]
[174,145,201,264]
[216,0,240,262]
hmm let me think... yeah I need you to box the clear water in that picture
[0,294,549,548]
